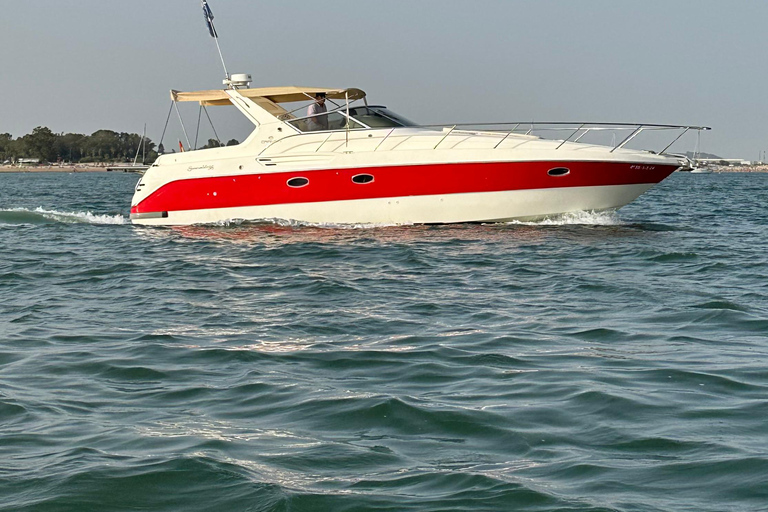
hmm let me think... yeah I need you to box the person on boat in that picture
[306,92,329,131]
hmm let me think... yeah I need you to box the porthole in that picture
[287,177,309,188]
[547,167,570,177]
[351,173,374,184]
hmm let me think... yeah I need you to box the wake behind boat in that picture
[129,3,708,227]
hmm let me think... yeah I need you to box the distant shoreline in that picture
[686,164,768,173]
[0,165,137,173]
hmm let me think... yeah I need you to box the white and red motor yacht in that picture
[130,82,703,226]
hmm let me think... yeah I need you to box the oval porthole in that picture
[547,167,570,177]
[287,177,309,188]
[352,173,374,184]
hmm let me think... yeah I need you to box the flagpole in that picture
[202,0,230,85]
[214,37,229,82]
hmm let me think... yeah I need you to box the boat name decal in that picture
[629,165,656,170]
[188,165,214,172]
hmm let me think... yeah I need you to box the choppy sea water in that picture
[1,171,767,512]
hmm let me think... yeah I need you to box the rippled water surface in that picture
[1,171,767,511]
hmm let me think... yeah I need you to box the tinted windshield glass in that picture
[287,112,366,132]
[348,106,417,128]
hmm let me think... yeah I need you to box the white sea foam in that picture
[506,210,625,226]
[210,217,408,229]
[169,212,621,230]
[3,207,128,225]
[267,217,412,229]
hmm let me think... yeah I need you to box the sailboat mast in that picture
[694,130,700,161]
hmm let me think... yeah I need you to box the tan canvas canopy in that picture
[171,86,366,106]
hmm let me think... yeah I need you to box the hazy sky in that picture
[1,0,766,158]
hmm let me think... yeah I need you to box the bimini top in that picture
[171,86,367,106]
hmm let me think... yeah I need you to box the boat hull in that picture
[130,160,678,226]
[131,183,656,226]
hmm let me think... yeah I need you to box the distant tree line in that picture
[200,138,241,150]
[0,127,242,165]
[0,127,159,164]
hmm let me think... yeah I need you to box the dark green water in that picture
[1,172,767,511]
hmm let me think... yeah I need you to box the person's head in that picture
[315,92,326,104]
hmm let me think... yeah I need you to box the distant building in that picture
[17,158,40,165]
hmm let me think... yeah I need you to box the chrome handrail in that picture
[434,125,457,149]
[556,123,585,150]
[257,121,711,156]
[610,125,643,153]
[493,123,520,149]
[374,128,396,152]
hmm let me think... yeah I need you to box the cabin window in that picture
[351,174,374,184]
[287,177,309,188]
[547,167,570,177]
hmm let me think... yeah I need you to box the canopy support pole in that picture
[159,102,174,153]
[133,123,146,165]
[174,101,192,151]
[345,91,350,147]
[194,105,203,149]
[202,106,222,146]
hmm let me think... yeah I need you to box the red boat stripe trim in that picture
[131,160,677,214]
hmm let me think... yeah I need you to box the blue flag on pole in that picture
[202,0,218,38]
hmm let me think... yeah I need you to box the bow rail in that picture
[266,117,711,157]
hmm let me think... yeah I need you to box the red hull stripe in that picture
[131,161,677,214]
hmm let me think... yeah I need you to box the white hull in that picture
[134,183,654,226]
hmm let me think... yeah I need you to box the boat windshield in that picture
[286,112,367,133]
[348,106,417,128]
[285,105,417,133]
